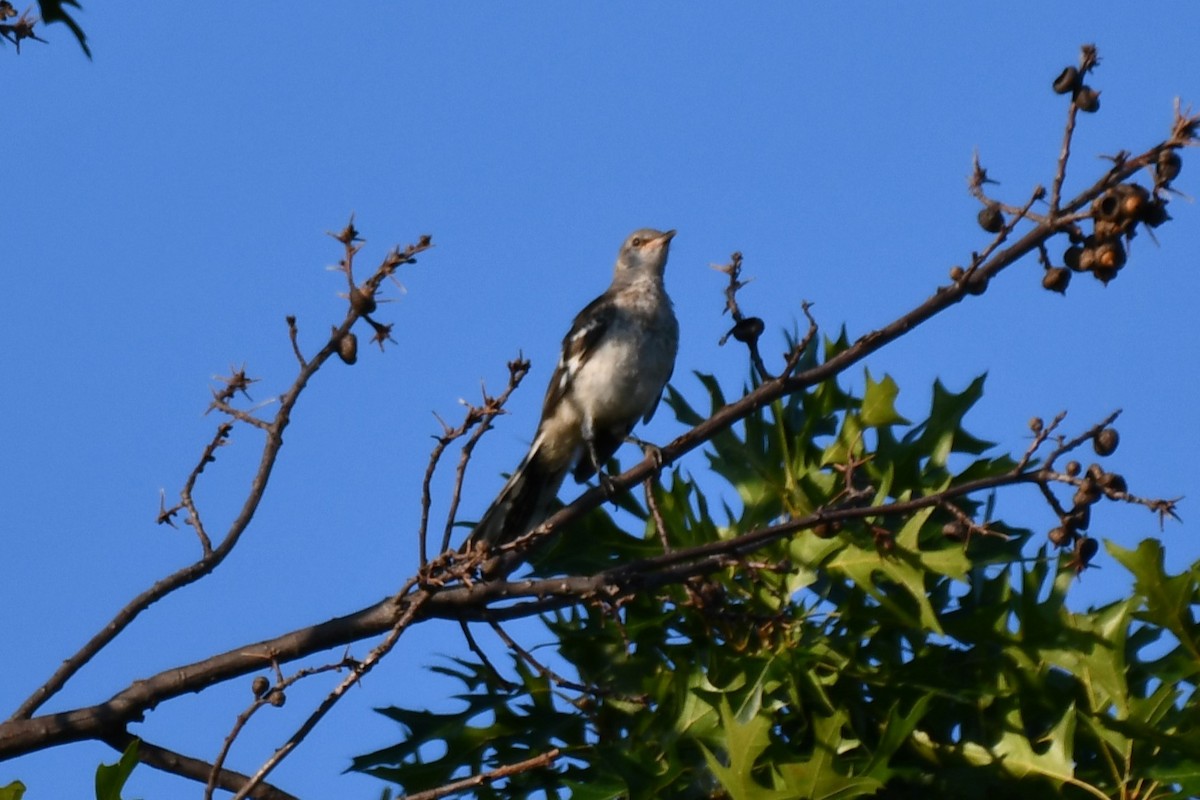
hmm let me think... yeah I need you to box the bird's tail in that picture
[468,440,568,550]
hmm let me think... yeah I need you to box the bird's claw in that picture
[626,434,665,470]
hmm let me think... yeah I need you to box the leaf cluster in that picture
[355,353,1199,799]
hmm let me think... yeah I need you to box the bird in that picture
[467,227,679,553]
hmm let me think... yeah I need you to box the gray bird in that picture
[469,228,679,551]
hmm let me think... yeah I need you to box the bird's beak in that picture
[657,229,676,246]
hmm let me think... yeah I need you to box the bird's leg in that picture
[582,420,619,498]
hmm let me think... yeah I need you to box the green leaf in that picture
[94,739,139,800]
[860,370,909,428]
[827,507,969,633]
[701,700,791,800]
[905,376,994,467]
[0,782,26,800]
[1108,539,1199,664]
[775,709,884,799]
[989,704,1076,787]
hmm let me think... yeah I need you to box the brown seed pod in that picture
[1099,472,1127,495]
[949,265,965,281]
[942,521,967,541]
[1072,536,1100,573]
[1093,240,1126,271]
[1118,184,1150,220]
[251,676,270,698]
[1074,479,1101,507]
[964,273,988,295]
[337,331,359,365]
[349,285,377,315]
[1042,267,1070,294]
[1048,526,1074,548]
[1077,247,1097,272]
[1092,190,1123,223]
[1065,505,1091,532]
[977,203,1005,233]
[1053,66,1080,95]
[812,521,838,539]
[1065,461,1081,477]
[1156,150,1183,185]
[1063,245,1084,272]
[1093,427,1119,456]
[1075,85,1101,113]
[1029,416,1044,433]
[1091,265,1118,285]
[873,528,895,554]
[1092,219,1125,244]
[1087,463,1105,481]
[731,316,765,344]
[1140,199,1171,228]
[267,689,286,707]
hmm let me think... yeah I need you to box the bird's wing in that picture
[541,292,617,416]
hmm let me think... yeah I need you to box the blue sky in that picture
[4,4,1199,797]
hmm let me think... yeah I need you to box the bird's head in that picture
[614,228,676,282]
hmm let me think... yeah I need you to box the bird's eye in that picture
[631,237,643,247]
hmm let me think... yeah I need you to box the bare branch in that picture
[9,231,433,722]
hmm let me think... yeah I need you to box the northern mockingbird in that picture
[468,228,679,550]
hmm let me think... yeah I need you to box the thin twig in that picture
[645,477,671,553]
[401,748,562,800]
[487,621,598,697]
[458,620,517,691]
[205,655,359,800]
[229,581,429,800]
[9,232,433,722]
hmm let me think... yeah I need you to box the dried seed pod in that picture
[1140,199,1171,228]
[337,331,359,365]
[964,272,989,295]
[1053,66,1080,95]
[1065,461,1081,477]
[1118,184,1150,220]
[1091,265,1118,285]
[1074,478,1101,507]
[977,203,1005,233]
[1029,416,1044,433]
[251,676,270,698]
[1093,427,1119,456]
[942,521,967,541]
[812,521,838,539]
[1042,267,1070,294]
[731,316,765,344]
[1099,472,1127,495]
[1075,85,1101,113]
[267,689,286,707]
[1063,245,1084,272]
[1077,247,1097,272]
[1092,190,1123,222]
[1048,526,1074,548]
[949,265,965,281]
[1072,536,1100,572]
[1093,240,1126,271]
[349,285,377,315]
[873,528,895,554]
[1092,219,1124,243]
[1156,150,1183,185]
[1087,463,1105,480]
[1065,505,1091,531]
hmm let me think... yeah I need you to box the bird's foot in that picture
[597,470,619,499]
[626,434,665,470]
